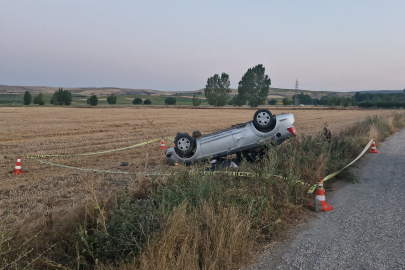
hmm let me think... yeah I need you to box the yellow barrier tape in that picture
[23,138,373,191]
[307,184,318,194]
[190,171,259,177]
[27,158,172,176]
[26,158,261,177]
[307,138,374,194]
[26,157,315,189]
[22,137,174,159]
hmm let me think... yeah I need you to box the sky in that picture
[1,0,404,92]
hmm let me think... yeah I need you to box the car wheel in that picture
[253,109,273,130]
[174,133,196,157]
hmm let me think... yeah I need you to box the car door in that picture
[231,124,262,151]
[200,129,236,158]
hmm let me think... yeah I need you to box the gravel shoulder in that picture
[249,129,405,270]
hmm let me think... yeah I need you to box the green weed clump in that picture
[94,196,161,261]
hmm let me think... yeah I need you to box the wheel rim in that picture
[177,137,191,151]
[256,112,271,126]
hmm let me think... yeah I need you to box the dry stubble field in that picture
[0,106,399,235]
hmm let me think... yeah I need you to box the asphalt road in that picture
[250,129,405,270]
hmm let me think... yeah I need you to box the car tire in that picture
[174,133,196,157]
[253,109,273,130]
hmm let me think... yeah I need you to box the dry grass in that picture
[368,125,379,141]
[0,106,402,268]
[132,202,252,270]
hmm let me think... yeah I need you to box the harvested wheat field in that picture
[0,107,400,234]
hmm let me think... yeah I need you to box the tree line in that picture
[277,92,405,108]
[23,88,72,105]
[19,86,405,108]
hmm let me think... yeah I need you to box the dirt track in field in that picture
[0,107,400,232]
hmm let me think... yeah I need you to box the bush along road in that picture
[250,128,405,270]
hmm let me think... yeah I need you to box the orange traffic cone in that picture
[160,138,166,150]
[309,178,333,212]
[370,139,379,153]
[10,157,26,175]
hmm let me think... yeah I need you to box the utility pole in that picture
[294,79,299,106]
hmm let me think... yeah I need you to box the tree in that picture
[51,88,72,105]
[165,97,176,105]
[133,98,142,105]
[33,93,45,105]
[89,94,98,106]
[64,91,72,105]
[230,94,246,106]
[107,94,117,104]
[143,99,152,105]
[204,73,231,107]
[237,64,271,107]
[268,99,277,105]
[319,96,329,105]
[23,91,32,105]
[292,92,312,105]
[192,94,201,106]
[282,97,291,105]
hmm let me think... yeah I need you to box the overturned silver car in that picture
[165,109,296,164]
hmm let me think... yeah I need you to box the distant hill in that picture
[348,90,404,94]
[0,84,353,99]
[0,85,173,96]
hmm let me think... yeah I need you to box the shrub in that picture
[33,93,45,105]
[192,94,201,106]
[89,95,98,106]
[107,94,117,104]
[268,99,277,105]
[51,88,72,105]
[282,97,291,105]
[144,99,152,105]
[23,91,32,105]
[165,97,176,105]
[95,196,161,261]
[133,98,142,105]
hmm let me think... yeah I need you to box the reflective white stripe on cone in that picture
[11,157,26,174]
[309,178,333,212]
[370,139,379,153]
[160,138,166,150]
